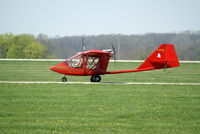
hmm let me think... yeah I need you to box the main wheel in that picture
[62,77,67,82]
[90,75,101,82]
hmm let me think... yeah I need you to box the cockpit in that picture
[86,56,99,69]
[65,55,83,68]
[64,53,100,69]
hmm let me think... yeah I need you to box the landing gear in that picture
[90,75,101,82]
[62,75,67,82]
[61,75,101,82]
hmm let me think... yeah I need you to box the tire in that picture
[90,75,101,82]
[62,77,67,82]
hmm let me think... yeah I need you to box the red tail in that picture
[138,44,180,70]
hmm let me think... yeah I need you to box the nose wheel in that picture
[62,76,67,82]
[90,75,101,82]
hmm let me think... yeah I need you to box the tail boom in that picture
[106,44,180,74]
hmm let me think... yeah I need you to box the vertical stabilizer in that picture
[137,44,180,70]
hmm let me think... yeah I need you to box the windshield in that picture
[65,55,83,68]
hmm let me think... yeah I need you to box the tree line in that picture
[1,31,200,60]
[0,33,46,59]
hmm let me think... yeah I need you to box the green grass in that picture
[0,61,200,83]
[0,61,200,133]
[0,84,200,134]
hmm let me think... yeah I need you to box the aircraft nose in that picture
[50,63,62,72]
[49,65,57,72]
[49,63,67,74]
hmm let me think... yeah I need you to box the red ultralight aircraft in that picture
[50,44,180,82]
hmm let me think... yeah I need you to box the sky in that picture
[0,0,200,36]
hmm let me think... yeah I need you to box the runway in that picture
[0,81,200,85]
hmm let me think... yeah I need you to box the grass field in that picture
[1,84,200,134]
[0,61,200,133]
[0,61,200,83]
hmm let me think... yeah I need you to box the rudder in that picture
[137,44,180,70]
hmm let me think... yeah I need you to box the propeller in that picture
[111,43,117,67]
[81,36,86,51]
